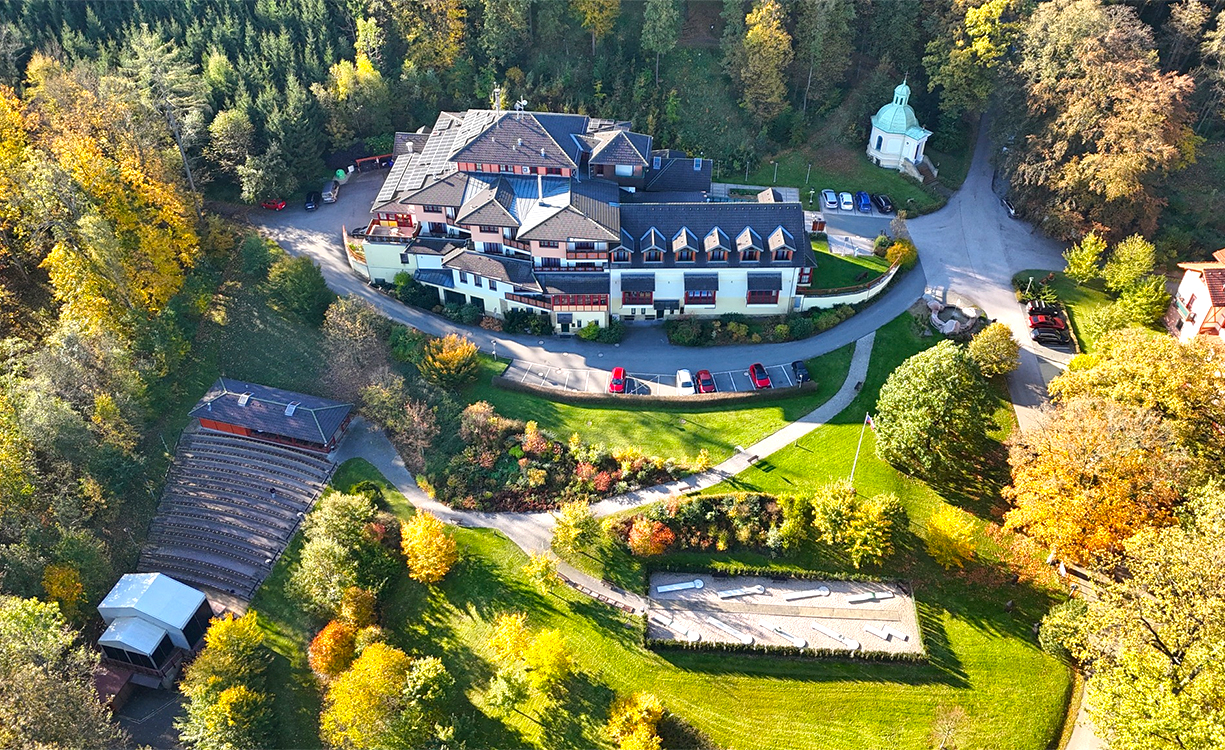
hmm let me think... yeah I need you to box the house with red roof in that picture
[1166,249,1225,344]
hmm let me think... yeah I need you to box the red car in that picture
[1028,314,1067,331]
[695,369,717,394]
[260,198,287,211]
[608,366,627,394]
[749,363,772,389]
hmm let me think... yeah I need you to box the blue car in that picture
[854,191,872,213]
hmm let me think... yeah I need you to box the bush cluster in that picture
[391,271,441,309]
[663,308,851,346]
[430,402,690,511]
[503,308,554,336]
[576,318,626,343]
[608,493,782,555]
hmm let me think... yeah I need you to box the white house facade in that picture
[1165,249,1225,343]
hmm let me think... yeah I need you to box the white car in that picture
[821,189,838,210]
[675,369,696,395]
[838,191,854,211]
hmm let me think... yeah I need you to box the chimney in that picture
[537,173,543,199]
[407,142,414,154]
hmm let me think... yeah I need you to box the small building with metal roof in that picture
[188,378,353,453]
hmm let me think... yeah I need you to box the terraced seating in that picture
[139,430,336,600]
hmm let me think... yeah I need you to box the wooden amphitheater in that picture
[137,379,353,601]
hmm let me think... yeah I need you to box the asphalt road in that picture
[908,117,1068,431]
[248,175,928,384]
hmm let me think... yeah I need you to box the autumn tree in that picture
[642,0,680,84]
[0,596,128,748]
[1000,0,1198,239]
[552,500,599,556]
[311,55,391,145]
[523,628,572,695]
[924,0,1023,123]
[777,493,816,551]
[290,493,395,615]
[811,480,906,568]
[925,506,976,569]
[794,0,855,114]
[308,620,359,680]
[41,563,85,621]
[338,586,377,629]
[489,612,531,667]
[967,322,1020,378]
[524,551,561,594]
[401,511,458,584]
[320,643,453,750]
[1048,328,1225,463]
[1103,234,1158,294]
[874,340,994,477]
[606,692,665,750]
[1073,516,1225,749]
[572,0,621,55]
[418,333,479,388]
[178,613,273,750]
[322,297,390,401]
[1063,232,1106,285]
[1003,398,1188,563]
[741,0,793,121]
[627,517,675,556]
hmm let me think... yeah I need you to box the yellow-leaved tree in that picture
[606,692,665,750]
[319,642,410,749]
[489,612,530,668]
[925,507,976,569]
[523,628,572,694]
[400,511,458,584]
[417,333,479,387]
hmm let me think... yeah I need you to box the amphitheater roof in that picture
[189,379,353,447]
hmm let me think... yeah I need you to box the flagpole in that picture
[850,413,869,484]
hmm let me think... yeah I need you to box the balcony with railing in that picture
[362,217,417,244]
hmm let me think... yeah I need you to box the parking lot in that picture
[500,360,803,396]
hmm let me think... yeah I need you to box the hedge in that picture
[643,638,928,663]
[490,375,819,406]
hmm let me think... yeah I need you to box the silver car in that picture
[839,191,854,211]
[675,369,696,396]
[821,189,838,210]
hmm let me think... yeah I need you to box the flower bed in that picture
[424,402,694,512]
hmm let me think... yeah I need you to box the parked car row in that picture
[1025,300,1073,347]
[609,362,812,394]
[259,178,342,213]
[820,189,895,215]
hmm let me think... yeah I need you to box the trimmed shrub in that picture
[885,239,918,269]
[418,334,479,387]
[392,271,440,309]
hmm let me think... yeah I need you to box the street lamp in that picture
[771,160,778,184]
[808,188,815,206]
[805,162,812,184]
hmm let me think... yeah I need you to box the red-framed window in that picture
[623,291,653,305]
[685,290,716,304]
[747,290,779,305]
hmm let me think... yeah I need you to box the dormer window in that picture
[646,249,662,263]
[710,249,726,262]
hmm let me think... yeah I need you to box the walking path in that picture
[333,330,874,614]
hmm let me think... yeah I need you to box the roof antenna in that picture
[515,98,528,121]
[492,86,503,115]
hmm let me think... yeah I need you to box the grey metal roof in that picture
[443,249,541,291]
[748,273,783,291]
[621,274,655,292]
[448,110,588,170]
[588,129,652,166]
[415,268,455,288]
[189,379,352,446]
[455,177,519,226]
[644,156,713,193]
[684,274,720,291]
[518,178,620,242]
[538,273,611,295]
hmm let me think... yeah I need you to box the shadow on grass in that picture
[653,645,967,688]
[539,672,617,749]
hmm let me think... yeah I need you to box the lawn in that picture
[460,344,855,464]
[812,241,891,289]
[744,145,944,215]
[1013,270,1112,352]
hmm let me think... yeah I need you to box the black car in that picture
[791,360,811,384]
[305,191,321,211]
[872,194,895,214]
[1001,198,1018,218]
[1030,328,1071,347]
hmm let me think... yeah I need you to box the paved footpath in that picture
[333,330,873,614]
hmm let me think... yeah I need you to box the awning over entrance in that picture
[654,299,681,312]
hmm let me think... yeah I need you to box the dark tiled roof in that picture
[617,202,811,269]
[449,110,588,170]
[621,190,709,203]
[442,249,541,291]
[588,129,652,166]
[748,272,783,291]
[538,273,611,295]
[519,178,621,242]
[621,274,655,292]
[393,131,430,157]
[402,172,471,207]
[189,379,352,446]
[644,156,712,192]
[404,238,464,257]
[415,268,455,288]
[455,178,518,226]
[684,274,720,291]
[1203,268,1225,305]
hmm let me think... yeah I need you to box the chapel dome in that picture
[871,81,920,135]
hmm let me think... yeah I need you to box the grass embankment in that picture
[1013,270,1111,352]
[462,344,856,464]
[812,240,892,289]
[745,146,943,214]
[250,311,1071,750]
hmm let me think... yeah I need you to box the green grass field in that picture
[462,344,856,463]
[1014,270,1112,352]
[813,243,892,289]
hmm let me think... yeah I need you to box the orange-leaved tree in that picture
[400,511,458,584]
[308,620,358,680]
[627,517,674,557]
